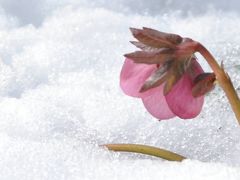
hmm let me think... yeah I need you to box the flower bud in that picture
[192,73,216,97]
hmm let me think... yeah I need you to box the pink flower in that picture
[120,27,215,120]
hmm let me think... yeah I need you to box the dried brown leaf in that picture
[124,49,174,64]
[142,27,183,45]
[163,61,185,95]
[140,62,171,92]
[130,28,176,49]
[130,41,159,52]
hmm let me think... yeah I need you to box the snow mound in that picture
[0,0,239,179]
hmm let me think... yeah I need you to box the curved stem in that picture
[102,143,186,161]
[196,43,240,124]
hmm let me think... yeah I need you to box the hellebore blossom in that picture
[120,27,216,120]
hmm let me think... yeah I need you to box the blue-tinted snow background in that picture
[0,0,240,179]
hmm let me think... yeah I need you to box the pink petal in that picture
[165,60,204,119]
[120,58,157,97]
[142,85,175,120]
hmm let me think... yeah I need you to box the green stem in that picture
[102,143,186,161]
[197,43,240,125]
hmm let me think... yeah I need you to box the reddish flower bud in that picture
[192,73,216,97]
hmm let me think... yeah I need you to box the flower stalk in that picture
[196,43,240,125]
[103,144,186,161]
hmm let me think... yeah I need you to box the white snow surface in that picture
[0,0,240,179]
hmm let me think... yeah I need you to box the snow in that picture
[0,0,239,179]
